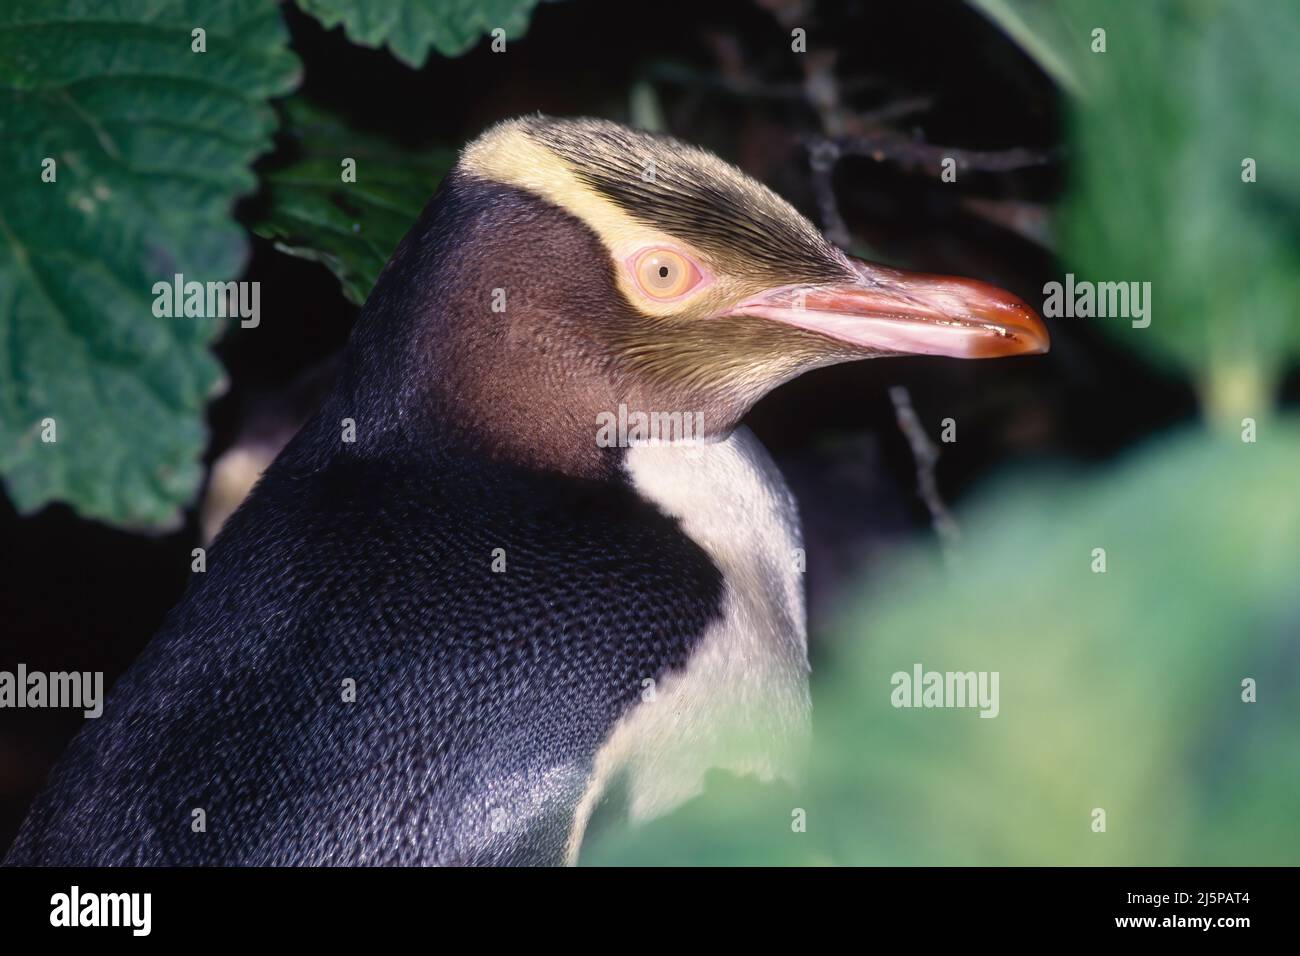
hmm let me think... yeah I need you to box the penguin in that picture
[5,116,1047,866]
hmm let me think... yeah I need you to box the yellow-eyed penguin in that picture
[5,116,1047,866]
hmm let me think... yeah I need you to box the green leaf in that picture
[972,0,1300,417]
[585,423,1300,865]
[252,99,455,306]
[0,0,301,528]
[967,0,1089,98]
[295,0,543,66]
[1059,1,1300,419]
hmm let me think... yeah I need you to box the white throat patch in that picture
[566,426,811,863]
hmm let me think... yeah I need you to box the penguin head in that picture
[360,116,1046,475]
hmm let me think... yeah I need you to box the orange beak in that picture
[730,257,1049,358]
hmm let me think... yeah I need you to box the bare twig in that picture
[806,138,851,249]
[888,386,962,564]
[856,96,933,127]
[832,131,1058,175]
[773,9,965,558]
[645,63,881,104]
[803,135,963,559]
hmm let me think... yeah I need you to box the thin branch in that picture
[780,25,965,559]
[829,130,1058,175]
[802,135,963,560]
[645,62,881,103]
[888,386,962,564]
[856,96,933,127]
[806,138,851,249]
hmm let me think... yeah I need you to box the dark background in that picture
[0,0,1205,849]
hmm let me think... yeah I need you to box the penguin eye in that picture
[633,248,702,300]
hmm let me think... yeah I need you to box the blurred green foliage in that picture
[586,423,1300,865]
[254,99,455,305]
[0,0,299,527]
[974,0,1300,420]
[294,0,543,66]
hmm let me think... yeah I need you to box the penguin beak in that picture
[729,257,1049,358]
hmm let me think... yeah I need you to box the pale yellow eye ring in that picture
[633,248,701,300]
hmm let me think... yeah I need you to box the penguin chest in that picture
[567,427,811,860]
